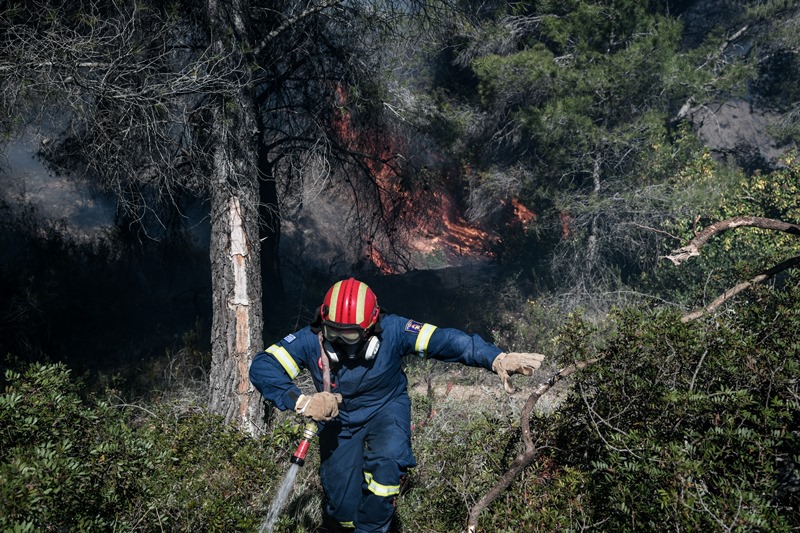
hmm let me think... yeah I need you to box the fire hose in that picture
[259,334,332,531]
[286,331,332,466]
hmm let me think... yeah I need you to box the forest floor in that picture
[407,360,569,420]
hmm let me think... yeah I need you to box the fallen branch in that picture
[662,215,800,322]
[465,357,602,533]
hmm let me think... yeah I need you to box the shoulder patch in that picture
[282,333,297,344]
[404,320,423,334]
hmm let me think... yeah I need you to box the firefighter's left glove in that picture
[492,352,546,394]
[294,392,343,422]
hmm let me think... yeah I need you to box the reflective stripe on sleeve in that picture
[339,521,355,528]
[364,472,400,497]
[266,344,300,379]
[414,323,437,358]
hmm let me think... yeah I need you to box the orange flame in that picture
[560,212,571,239]
[510,198,536,225]
[330,85,498,272]
[368,246,400,275]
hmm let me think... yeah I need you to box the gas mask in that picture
[323,335,381,363]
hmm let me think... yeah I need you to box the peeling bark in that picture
[206,0,265,436]
[208,161,264,435]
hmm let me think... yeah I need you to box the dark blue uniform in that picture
[249,314,502,533]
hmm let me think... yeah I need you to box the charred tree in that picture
[0,0,472,434]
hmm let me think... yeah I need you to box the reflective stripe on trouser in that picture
[319,397,416,533]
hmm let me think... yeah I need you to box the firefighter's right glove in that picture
[492,352,546,394]
[294,392,343,422]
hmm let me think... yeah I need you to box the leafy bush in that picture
[649,151,800,308]
[393,280,799,532]
[403,406,517,531]
[0,362,291,531]
[542,287,799,531]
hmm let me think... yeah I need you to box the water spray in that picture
[261,336,332,532]
[259,421,319,533]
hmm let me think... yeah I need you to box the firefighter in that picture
[249,278,545,533]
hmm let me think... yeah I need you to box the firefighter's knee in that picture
[364,470,401,498]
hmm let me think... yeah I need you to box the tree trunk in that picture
[586,150,602,265]
[256,111,283,313]
[206,0,265,435]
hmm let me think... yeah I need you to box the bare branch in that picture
[663,216,800,266]
[673,25,750,122]
[254,0,344,55]
[681,254,800,323]
[664,216,800,322]
[466,357,602,533]
[632,222,683,242]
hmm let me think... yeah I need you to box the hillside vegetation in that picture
[3,157,800,529]
[2,0,800,530]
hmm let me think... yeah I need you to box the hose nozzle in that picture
[290,422,318,466]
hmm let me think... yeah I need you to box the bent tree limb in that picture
[663,216,800,267]
[466,357,602,533]
[663,216,800,323]
[680,254,800,322]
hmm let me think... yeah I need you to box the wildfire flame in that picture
[509,197,536,226]
[330,85,537,273]
[560,211,571,239]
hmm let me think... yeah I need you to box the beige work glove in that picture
[294,392,343,421]
[492,352,546,394]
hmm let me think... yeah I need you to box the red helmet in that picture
[320,278,380,332]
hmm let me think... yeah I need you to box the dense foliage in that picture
[3,279,797,531]
[0,362,302,531]
[404,283,800,531]
[551,300,799,530]
[413,0,800,305]
[643,151,800,310]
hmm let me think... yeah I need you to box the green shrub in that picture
[1,363,126,530]
[0,362,290,531]
[394,281,798,532]
[546,286,800,531]
[405,410,516,530]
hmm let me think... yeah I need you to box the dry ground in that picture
[407,360,571,420]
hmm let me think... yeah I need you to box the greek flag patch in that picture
[282,333,296,344]
[404,320,423,333]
